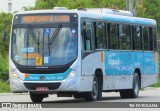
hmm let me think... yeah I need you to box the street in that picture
[0,88,160,111]
[0,87,159,103]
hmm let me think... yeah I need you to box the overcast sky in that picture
[0,0,36,13]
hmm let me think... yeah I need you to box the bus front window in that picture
[11,26,78,66]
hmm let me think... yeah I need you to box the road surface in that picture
[0,88,160,111]
[0,87,160,102]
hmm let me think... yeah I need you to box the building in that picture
[0,0,36,13]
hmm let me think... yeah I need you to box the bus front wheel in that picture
[84,76,101,101]
[30,92,44,102]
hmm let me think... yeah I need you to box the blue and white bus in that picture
[8,8,158,102]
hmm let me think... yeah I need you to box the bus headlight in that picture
[67,67,78,80]
[12,73,19,78]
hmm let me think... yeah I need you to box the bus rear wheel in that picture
[120,73,140,98]
[130,73,140,98]
[30,92,44,102]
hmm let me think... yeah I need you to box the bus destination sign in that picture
[21,15,70,24]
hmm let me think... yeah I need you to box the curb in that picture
[143,87,160,91]
[0,92,29,96]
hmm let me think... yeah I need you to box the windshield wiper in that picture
[49,25,62,45]
[28,25,39,45]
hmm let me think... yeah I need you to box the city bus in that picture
[8,8,158,102]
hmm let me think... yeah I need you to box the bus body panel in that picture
[104,50,133,90]
[81,52,104,91]
[142,51,158,87]
[81,50,158,91]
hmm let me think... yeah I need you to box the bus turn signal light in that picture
[25,73,29,78]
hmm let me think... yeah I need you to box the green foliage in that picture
[0,55,9,81]
[52,0,126,9]
[0,13,12,56]
[35,0,58,9]
[137,0,160,35]
[0,13,12,81]
[0,81,10,93]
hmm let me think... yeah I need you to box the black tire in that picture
[84,76,102,101]
[120,73,140,98]
[120,89,130,98]
[73,93,82,99]
[129,73,140,98]
[30,92,44,103]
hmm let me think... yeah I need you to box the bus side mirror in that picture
[2,30,6,41]
[84,29,91,40]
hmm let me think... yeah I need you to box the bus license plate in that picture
[36,87,49,92]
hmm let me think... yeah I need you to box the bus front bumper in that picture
[9,76,93,93]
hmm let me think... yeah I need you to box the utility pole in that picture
[126,0,133,11]
[126,0,139,16]
[133,0,139,16]
[129,0,133,12]
[126,0,129,10]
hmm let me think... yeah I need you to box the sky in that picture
[0,0,36,13]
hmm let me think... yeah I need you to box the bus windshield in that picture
[11,25,78,67]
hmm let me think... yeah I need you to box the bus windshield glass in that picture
[11,13,78,67]
[12,26,78,66]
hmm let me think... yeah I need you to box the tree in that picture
[35,0,58,9]
[56,0,126,9]
[0,13,12,56]
[0,12,12,79]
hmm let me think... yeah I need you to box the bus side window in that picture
[153,27,157,51]
[143,27,150,51]
[95,22,107,49]
[133,26,141,50]
[119,24,131,50]
[109,23,119,49]
[107,23,110,49]
[81,21,92,51]
[149,27,153,51]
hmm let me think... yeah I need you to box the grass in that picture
[152,80,160,87]
[0,80,10,93]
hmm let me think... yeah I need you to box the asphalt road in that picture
[0,88,160,111]
[0,87,160,103]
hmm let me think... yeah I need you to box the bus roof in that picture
[14,9,156,26]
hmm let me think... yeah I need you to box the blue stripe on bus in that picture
[104,51,156,76]
[24,68,72,81]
